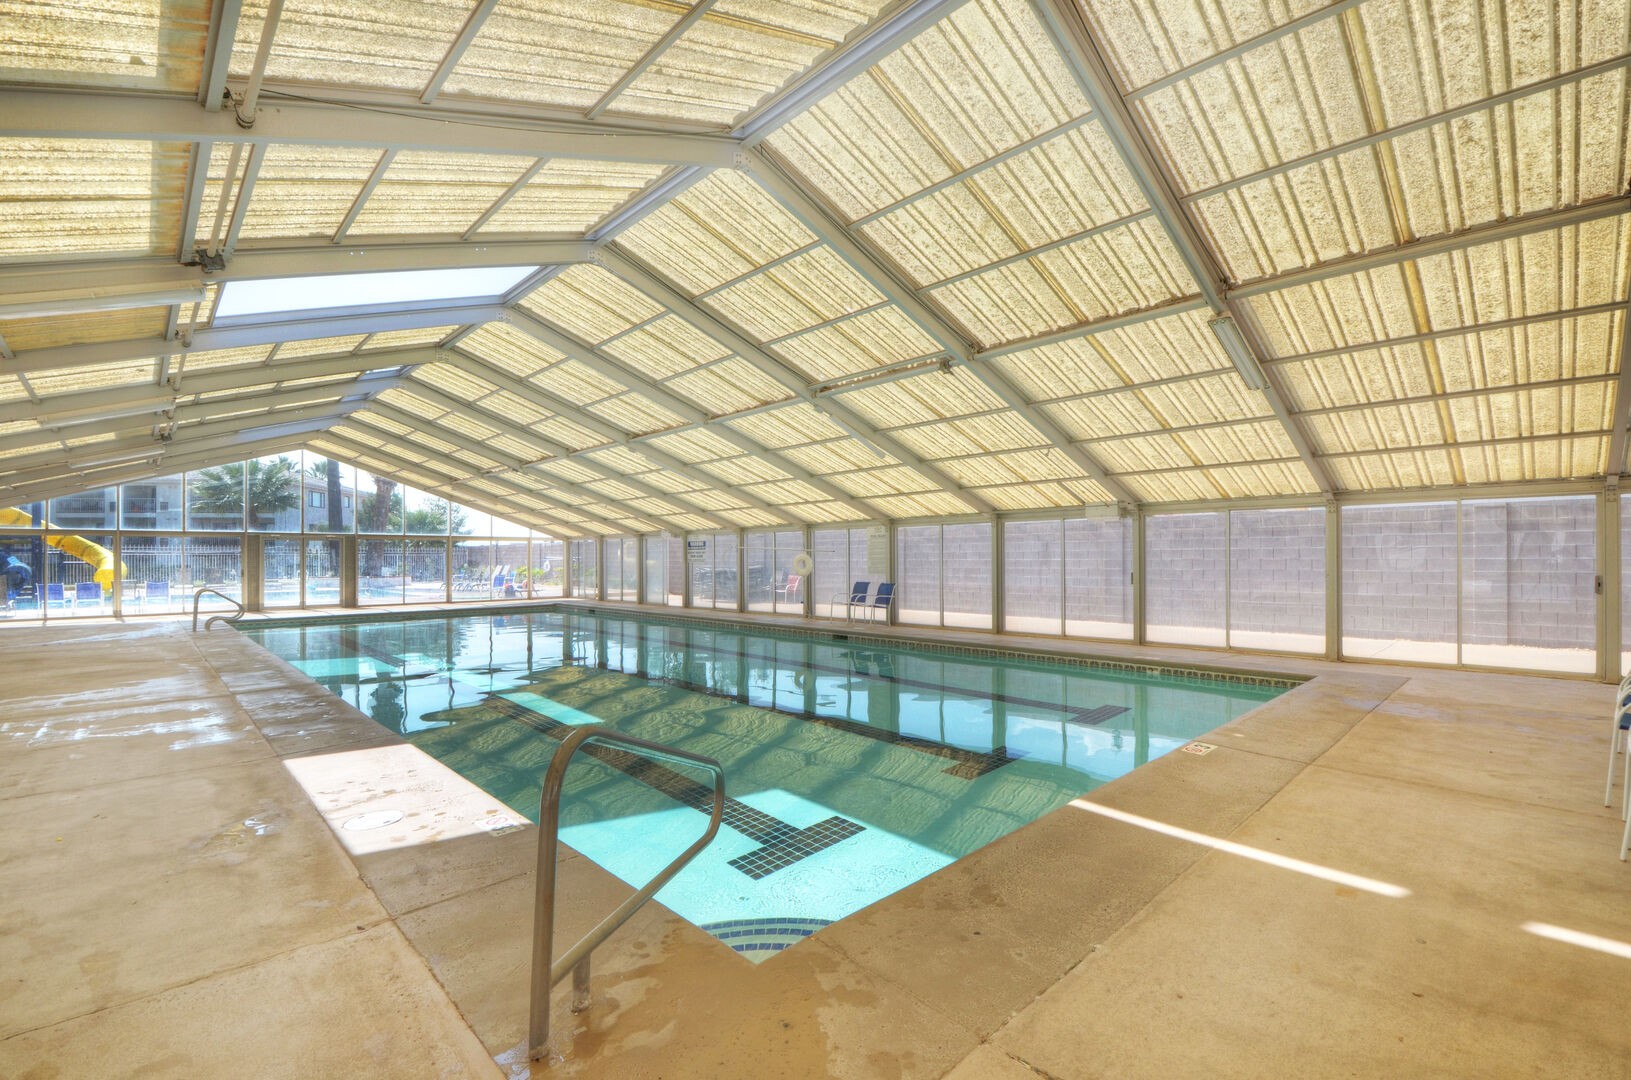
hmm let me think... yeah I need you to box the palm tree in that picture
[189,457,300,529]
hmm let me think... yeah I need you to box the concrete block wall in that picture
[1145,513,1226,628]
[1066,518,1135,624]
[1229,509,1326,634]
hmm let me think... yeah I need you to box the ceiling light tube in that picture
[37,394,178,425]
[1208,314,1269,392]
[65,447,166,470]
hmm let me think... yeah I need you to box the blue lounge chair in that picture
[74,581,102,609]
[834,580,869,620]
[144,581,171,611]
[44,582,66,609]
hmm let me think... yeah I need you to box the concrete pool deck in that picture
[1,606,1628,1078]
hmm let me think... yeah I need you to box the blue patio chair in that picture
[44,582,66,608]
[834,580,869,621]
[144,581,171,611]
[74,581,102,609]
[859,582,895,624]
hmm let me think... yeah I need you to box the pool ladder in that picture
[529,726,725,1063]
[191,587,245,631]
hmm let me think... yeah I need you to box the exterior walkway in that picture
[1,605,1627,1078]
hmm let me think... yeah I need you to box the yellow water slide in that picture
[0,508,127,588]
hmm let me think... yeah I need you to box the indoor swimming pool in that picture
[241,608,1292,959]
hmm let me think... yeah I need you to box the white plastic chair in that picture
[1607,676,1631,814]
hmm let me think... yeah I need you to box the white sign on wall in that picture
[686,540,708,563]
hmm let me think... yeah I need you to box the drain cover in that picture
[342,810,404,831]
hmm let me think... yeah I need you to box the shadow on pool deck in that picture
[1,613,1627,1078]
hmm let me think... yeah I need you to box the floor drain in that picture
[342,810,404,831]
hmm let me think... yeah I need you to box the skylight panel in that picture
[214,266,537,319]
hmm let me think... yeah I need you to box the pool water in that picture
[242,609,1286,960]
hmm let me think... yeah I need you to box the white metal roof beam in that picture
[597,248,997,514]
[1032,0,1337,495]
[501,311,876,518]
[734,0,976,142]
[312,432,588,537]
[1229,198,1631,300]
[1263,301,1631,365]
[420,0,502,104]
[741,154,1139,504]
[364,394,714,532]
[3,306,507,374]
[588,166,713,243]
[1124,0,1364,101]
[0,437,313,505]
[199,0,244,109]
[589,1,718,119]
[3,89,743,167]
[1605,310,1631,480]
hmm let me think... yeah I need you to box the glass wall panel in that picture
[46,531,116,616]
[302,454,355,533]
[243,455,301,532]
[494,537,528,598]
[943,523,992,629]
[687,535,712,606]
[1145,513,1226,646]
[50,486,118,532]
[896,525,940,625]
[602,537,638,602]
[643,536,667,604]
[1229,508,1325,654]
[1341,503,1457,664]
[1460,497,1595,673]
[404,539,446,603]
[185,536,243,611]
[773,530,803,614]
[1065,516,1133,639]
[812,526,886,618]
[119,535,182,614]
[711,532,738,609]
[305,538,341,605]
[1004,519,1063,634]
[404,489,450,535]
[355,472,401,535]
[187,465,244,530]
[530,537,564,597]
[666,534,685,606]
[453,540,497,601]
[263,537,302,608]
[454,503,491,538]
[1622,500,1631,678]
[120,473,183,530]
[359,539,407,605]
[744,532,773,612]
[569,538,597,597]
[0,532,45,620]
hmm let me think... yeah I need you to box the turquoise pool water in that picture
[241,609,1286,960]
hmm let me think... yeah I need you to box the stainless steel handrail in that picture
[191,587,246,631]
[529,726,725,1062]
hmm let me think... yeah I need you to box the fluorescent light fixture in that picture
[0,282,207,320]
[1208,313,1269,391]
[38,393,178,426]
[215,266,539,319]
[67,447,165,470]
[1080,503,1125,520]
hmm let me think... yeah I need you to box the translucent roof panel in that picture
[703,246,885,342]
[0,0,209,91]
[768,307,943,383]
[229,0,469,92]
[235,145,385,241]
[347,151,537,237]
[1246,216,1631,358]
[478,160,669,235]
[438,0,681,109]
[0,306,169,353]
[767,0,1092,220]
[616,170,817,294]
[608,0,893,126]
[517,264,664,344]
[0,139,188,259]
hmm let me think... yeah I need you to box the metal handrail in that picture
[191,587,246,631]
[529,726,725,1062]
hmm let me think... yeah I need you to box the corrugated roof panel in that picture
[230,0,468,91]
[438,0,677,108]
[274,334,368,359]
[773,307,943,383]
[585,392,684,434]
[836,365,1007,426]
[784,500,854,524]
[1248,216,1631,357]
[0,138,187,259]
[867,491,976,518]
[705,246,885,340]
[528,358,628,406]
[0,376,28,403]
[517,264,663,344]
[0,306,168,353]
[766,0,1091,219]
[739,478,831,506]
[459,322,565,378]
[25,360,157,397]
[0,0,209,92]
[349,151,535,236]
[718,506,786,528]
[235,145,382,240]
[437,411,500,442]
[830,465,937,498]
[1075,0,1323,93]
[359,325,459,352]
[451,448,504,471]
[479,159,668,234]
[1306,384,1615,455]
[724,402,847,448]
[973,479,1109,510]
[601,315,732,380]
[478,389,555,428]
[617,170,816,292]
[646,426,744,464]
[665,363,784,415]
[174,345,277,373]
[612,1,888,125]
[532,415,607,449]
[353,412,413,437]
[414,364,499,402]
